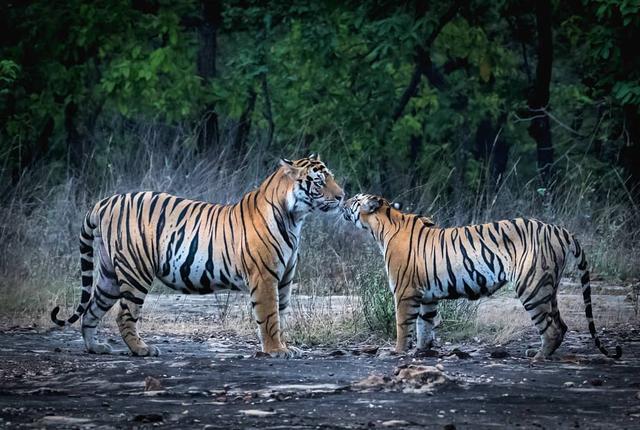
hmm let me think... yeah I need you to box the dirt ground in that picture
[0,292,639,429]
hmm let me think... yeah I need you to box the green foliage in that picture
[98,4,204,120]
[577,0,640,105]
[437,299,480,339]
[1,0,638,202]
[357,267,396,337]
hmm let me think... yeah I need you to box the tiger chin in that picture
[342,193,622,360]
[51,155,344,359]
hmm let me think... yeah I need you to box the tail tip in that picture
[612,345,622,359]
[50,306,65,326]
[600,344,623,359]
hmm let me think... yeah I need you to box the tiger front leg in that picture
[276,279,301,357]
[251,276,301,359]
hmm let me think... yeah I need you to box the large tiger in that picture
[342,193,621,359]
[51,155,344,358]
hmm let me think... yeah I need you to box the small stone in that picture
[590,378,604,386]
[360,345,379,355]
[239,409,276,417]
[449,348,471,359]
[132,413,163,423]
[329,350,346,357]
[489,347,509,359]
[563,381,575,388]
[144,376,163,392]
[40,416,91,425]
[381,420,410,427]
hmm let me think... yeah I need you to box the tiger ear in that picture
[280,158,303,179]
[419,215,436,227]
[362,198,382,214]
[392,202,403,211]
[308,153,320,161]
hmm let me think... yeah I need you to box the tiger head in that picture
[279,155,345,215]
[342,193,435,231]
[341,193,394,231]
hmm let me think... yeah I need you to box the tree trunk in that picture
[527,0,553,188]
[618,18,640,197]
[385,2,461,190]
[234,89,257,154]
[10,116,54,185]
[621,104,640,195]
[65,101,84,170]
[474,117,509,189]
[261,73,275,148]
[197,0,221,151]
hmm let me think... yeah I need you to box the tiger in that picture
[342,193,622,359]
[51,155,344,358]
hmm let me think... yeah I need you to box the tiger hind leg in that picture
[115,272,159,357]
[116,292,159,357]
[525,292,566,359]
[81,248,120,354]
[416,300,438,350]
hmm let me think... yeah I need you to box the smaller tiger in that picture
[342,193,621,359]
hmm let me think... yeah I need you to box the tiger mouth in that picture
[319,200,342,213]
[341,207,355,221]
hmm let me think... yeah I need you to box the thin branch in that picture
[514,107,595,139]
[261,73,275,147]
[390,1,463,123]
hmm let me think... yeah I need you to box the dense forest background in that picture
[1,1,639,323]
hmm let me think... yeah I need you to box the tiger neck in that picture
[248,169,303,243]
[369,211,408,252]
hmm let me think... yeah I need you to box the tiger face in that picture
[341,193,391,230]
[281,155,345,215]
[343,193,435,231]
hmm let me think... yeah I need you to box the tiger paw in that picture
[527,348,549,361]
[264,346,303,359]
[87,343,113,355]
[132,345,160,357]
[286,345,303,357]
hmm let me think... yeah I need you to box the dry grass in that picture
[0,124,638,348]
[461,282,637,346]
